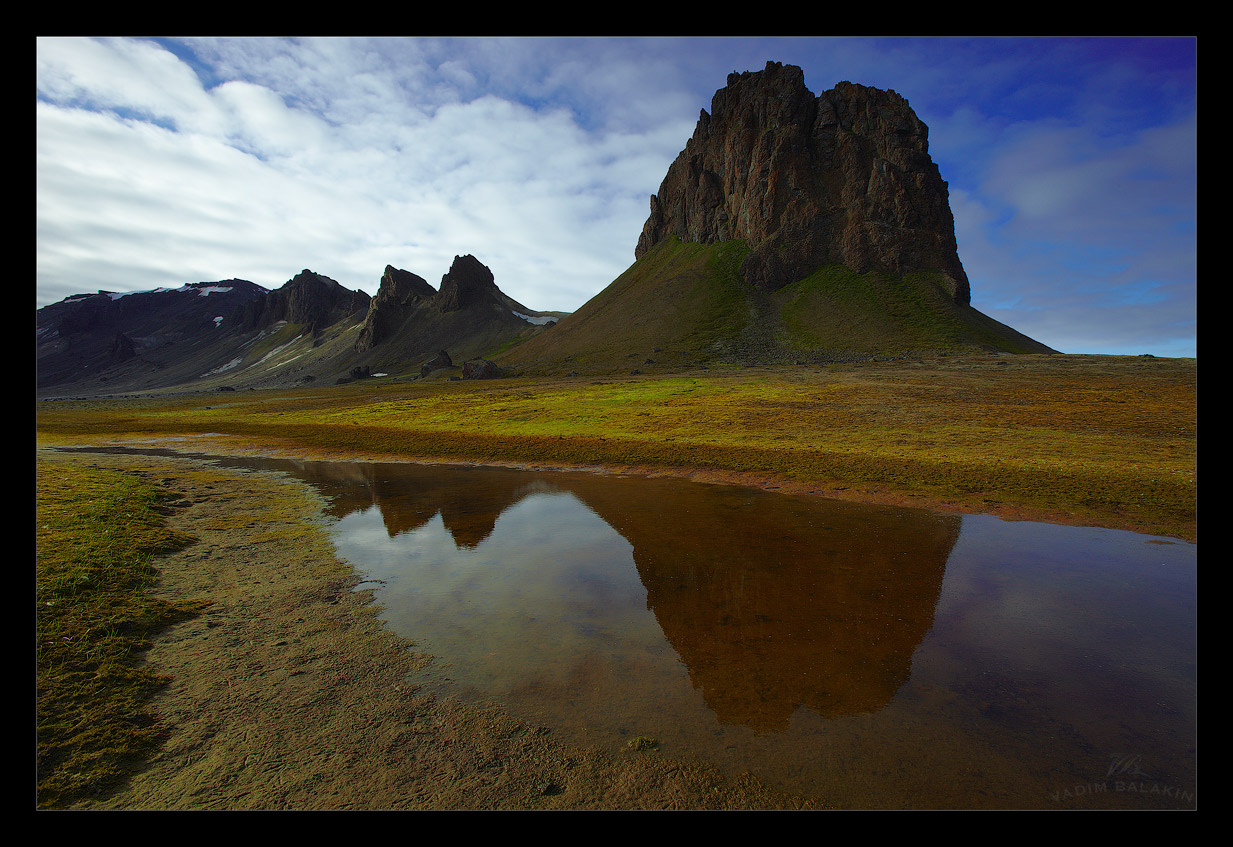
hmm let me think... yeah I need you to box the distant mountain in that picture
[349,255,564,379]
[36,256,561,395]
[497,62,1055,374]
[37,279,271,393]
[37,62,1057,393]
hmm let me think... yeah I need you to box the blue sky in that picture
[36,36,1197,357]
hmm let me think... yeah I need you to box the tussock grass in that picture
[36,353,1196,540]
[35,455,207,808]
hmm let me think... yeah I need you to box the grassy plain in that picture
[35,458,209,807]
[37,352,1196,541]
[33,351,1196,807]
[35,450,810,810]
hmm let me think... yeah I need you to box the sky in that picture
[36,36,1197,357]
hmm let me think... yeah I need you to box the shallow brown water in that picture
[74,449,1198,808]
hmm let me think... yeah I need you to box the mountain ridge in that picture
[37,61,1057,395]
[36,255,561,396]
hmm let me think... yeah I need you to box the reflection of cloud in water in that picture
[331,488,651,695]
[315,460,958,731]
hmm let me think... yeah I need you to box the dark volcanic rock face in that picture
[36,279,270,392]
[437,255,498,313]
[356,265,438,351]
[108,332,136,362]
[635,61,971,305]
[239,269,370,334]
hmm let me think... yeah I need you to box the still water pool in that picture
[84,450,1201,808]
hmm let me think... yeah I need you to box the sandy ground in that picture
[55,449,814,811]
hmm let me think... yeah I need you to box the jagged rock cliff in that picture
[437,254,499,313]
[355,265,437,351]
[636,61,971,304]
[235,269,370,334]
[354,254,557,364]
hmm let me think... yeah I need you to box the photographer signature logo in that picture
[1106,754,1151,780]
[1050,754,1192,806]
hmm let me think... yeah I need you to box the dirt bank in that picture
[52,448,813,811]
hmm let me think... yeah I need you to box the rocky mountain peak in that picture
[377,265,437,303]
[355,265,438,351]
[635,61,970,305]
[437,254,498,313]
[239,269,370,334]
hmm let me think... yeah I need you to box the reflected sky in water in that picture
[333,491,659,701]
[62,448,1198,808]
[307,459,1195,808]
[315,463,959,732]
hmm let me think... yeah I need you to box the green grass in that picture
[499,237,755,371]
[773,264,1052,355]
[36,456,207,808]
[36,354,1197,540]
[498,239,1054,375]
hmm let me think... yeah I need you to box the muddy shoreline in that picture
[50,448,814,811]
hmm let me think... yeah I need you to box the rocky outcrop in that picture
[356,265,437,351]
[437,255,498,313]
[635,61,970,305]
[108,332,136,362]
[238,270,370,334]
[349,254,562,377]
[421,349,453,377]
[461,358,501,379]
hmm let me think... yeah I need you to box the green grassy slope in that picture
[495,238,753,373]
[773,265,1056,356]
[495,237,1055,375]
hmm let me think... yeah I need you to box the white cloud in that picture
[36,36,688,312]
[36,36,214,129]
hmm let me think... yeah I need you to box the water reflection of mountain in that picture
[561,475,959,730]
[208,456,957,729]
[238,459,547,549]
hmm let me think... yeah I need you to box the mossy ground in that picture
[495,239,1055,374]
[32,352,1196,808]
[37,353,1196,541]
[35,455,209,807]
[774,265,1048,354]
[498,237,755,372]
[35,451,811,810]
